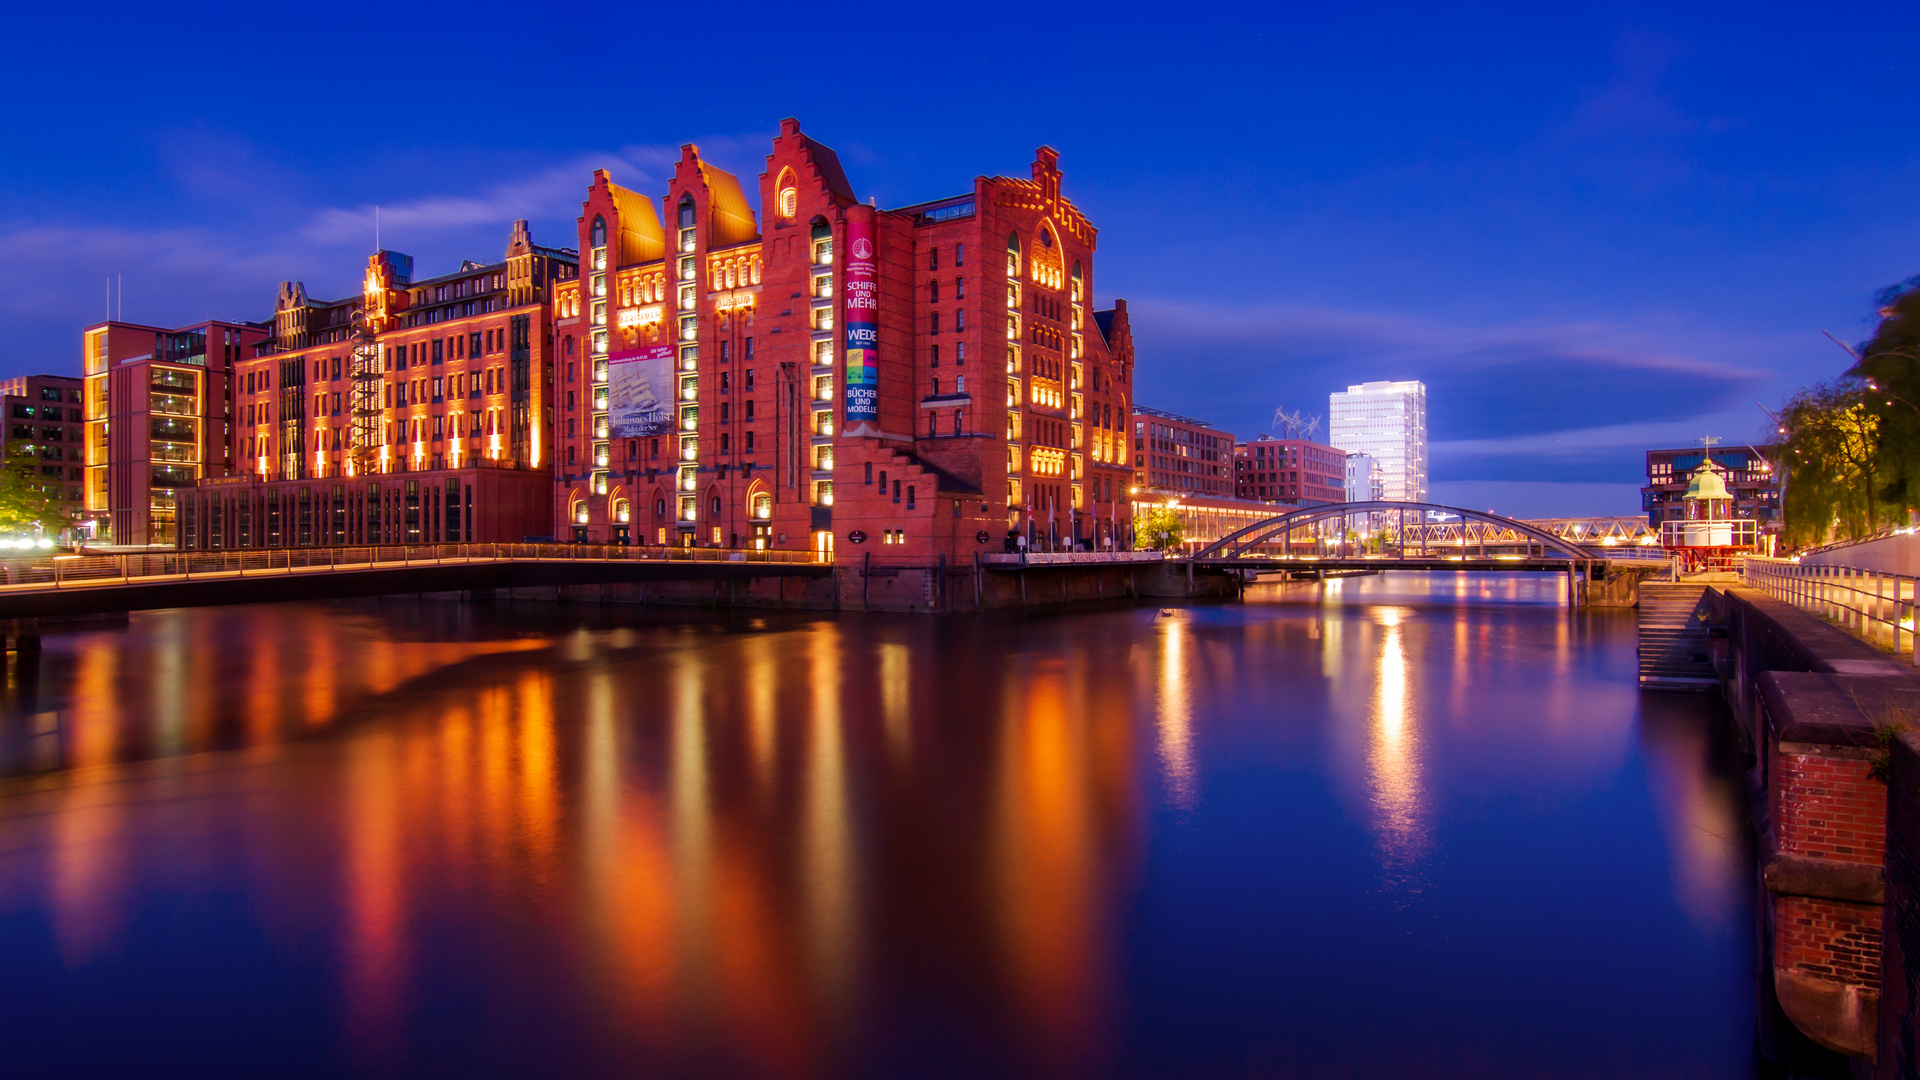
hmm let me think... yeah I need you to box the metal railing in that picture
[983,551,1165,566]
[0,543,825,593]
[1741,556,1920,665]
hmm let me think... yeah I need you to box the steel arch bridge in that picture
[1186,501,1595,566]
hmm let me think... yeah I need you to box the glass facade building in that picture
[1328,380,1427,503]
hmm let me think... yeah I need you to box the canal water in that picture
[0,574,1756,1077]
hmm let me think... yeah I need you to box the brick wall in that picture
[1777,750,1889,866]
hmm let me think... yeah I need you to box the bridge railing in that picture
[1741,556,1920,664]
[0,543,825,591]
[982,551,1166,566]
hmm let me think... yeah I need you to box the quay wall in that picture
[495,558,1235,613]
[1712,586,1920,1075]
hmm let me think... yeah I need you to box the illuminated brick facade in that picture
[172,226,568,548]
[85,120,1135,559]
[550,122,1135,558]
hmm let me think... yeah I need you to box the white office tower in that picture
[1329,381,1428,502]
[1345,453,1384,502]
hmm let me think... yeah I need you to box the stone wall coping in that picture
[1761,671,1920,746]
[1726,585,1912,677]
[1765,849,1887,904]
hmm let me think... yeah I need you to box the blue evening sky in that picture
[4,2,1914,517]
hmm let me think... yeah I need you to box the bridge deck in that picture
[0,545,829,619]
[1195,556,1651,573]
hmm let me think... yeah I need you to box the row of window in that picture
[11,405,78,421]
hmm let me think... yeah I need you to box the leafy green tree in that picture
[0,442,70,539]
[1134,504,1186,550]
[1844,276,1920,511]
[1777,382,1898,547]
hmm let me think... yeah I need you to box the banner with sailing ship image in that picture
[608,344,673,438]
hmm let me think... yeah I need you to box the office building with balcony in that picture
[1344,451,1384,502]
[81,320,268,546]
[1328,380,1428,502]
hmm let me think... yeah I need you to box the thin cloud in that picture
[1128,297,1771,383]
[298,145,685,247]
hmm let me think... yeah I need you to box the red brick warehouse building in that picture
[551,120,1136,559]
[83,120,1136,561]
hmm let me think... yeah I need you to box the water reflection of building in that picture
[1365,607,1429,883]
[3,608,1145,1074]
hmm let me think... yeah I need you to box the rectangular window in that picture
[432,339,443,364]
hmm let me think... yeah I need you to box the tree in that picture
[1777,382,1896,547]
[1134,504,1186,551]
[1843,276,1920,511]
[0,442,70,539]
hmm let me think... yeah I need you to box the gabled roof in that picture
[798,134,857,204]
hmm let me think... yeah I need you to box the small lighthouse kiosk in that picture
[1659,445,1758,573]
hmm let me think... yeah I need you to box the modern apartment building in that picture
[1328,380,1428,502]
[1642,445,1779,533]
[1131,406,1233,499]
[0,374,85,537]
[1233,435,1345,504]
[81,320,269,545]
[1344,452,1384,502]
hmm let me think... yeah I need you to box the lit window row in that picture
[708,254,762,291]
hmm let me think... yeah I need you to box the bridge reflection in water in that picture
[0,577,1757,1077]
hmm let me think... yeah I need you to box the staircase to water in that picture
[1637,582,1718,690]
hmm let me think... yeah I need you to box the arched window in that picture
[677,196,696,256]
[1072,260,1084,299]
[1006,231,1021,275]
[811,218,833,265]
[752,493,772,519]
[655,497,666,519]
[776,169,798,219]
[590,216,606,249]
[710,494,722,515]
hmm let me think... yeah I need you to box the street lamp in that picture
[1864,379,1920,416]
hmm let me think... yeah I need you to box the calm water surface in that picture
[0,574,1755,1077]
